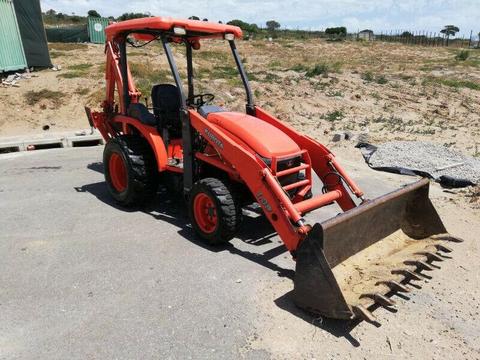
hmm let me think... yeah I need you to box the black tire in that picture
[189,178,242,245]
[103,135,158,207]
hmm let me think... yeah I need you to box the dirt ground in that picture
[1,39,480,156]
[1,38,480,358]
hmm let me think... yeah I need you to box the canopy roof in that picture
[105,17,242,41]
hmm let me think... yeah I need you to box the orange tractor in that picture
[86,17,461,322]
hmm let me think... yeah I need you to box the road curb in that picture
[0,130,104,154]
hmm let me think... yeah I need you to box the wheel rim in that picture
[109,152,127,192]
[193,193,218,234]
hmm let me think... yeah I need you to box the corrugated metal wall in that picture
[88,17,109,44]
[0,0,27,72]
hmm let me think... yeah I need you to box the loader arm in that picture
[255,106,363,210]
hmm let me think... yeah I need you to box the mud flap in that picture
[293,178,454,320]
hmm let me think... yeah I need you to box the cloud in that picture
[40,0,480,32]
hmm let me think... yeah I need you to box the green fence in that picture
[45,25,89,43]
[88,17,109,44]
[0,0,27,72]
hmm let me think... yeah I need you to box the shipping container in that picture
[0,0,27,72]
[88,17,109,44]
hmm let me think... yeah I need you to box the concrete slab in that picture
[0,130,103,153]
[65,134,104,148]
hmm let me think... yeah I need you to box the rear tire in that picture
[103,135,158,207]
[189,178,242,245]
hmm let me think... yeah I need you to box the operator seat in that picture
[151,84,182,137]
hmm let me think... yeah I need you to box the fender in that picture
[114,115,168,171]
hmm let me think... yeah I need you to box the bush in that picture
[455,50,470,61]
[306,63,330,77]
[325,27,347,37]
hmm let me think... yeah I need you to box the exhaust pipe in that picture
[293,178,461,320]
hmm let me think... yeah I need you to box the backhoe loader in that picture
[86,16,461,322]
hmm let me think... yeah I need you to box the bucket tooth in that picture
[352,305,377,323]
[432,234,464,243]
[435,244,453,253]
[391,269,422,281]
[377,280,411,293]
[404,259,435,271]
[415,251,444,262]
[361,293,396,307]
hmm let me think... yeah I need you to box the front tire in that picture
[103,135,158,207]
[189,178,242,245]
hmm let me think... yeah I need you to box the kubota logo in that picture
[256,192,272,212]
[204,128,224,149]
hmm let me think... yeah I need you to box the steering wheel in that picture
[187,93,215,108]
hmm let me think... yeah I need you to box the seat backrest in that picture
[151,84,181,135]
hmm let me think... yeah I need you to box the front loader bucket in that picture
[293,178,461,321]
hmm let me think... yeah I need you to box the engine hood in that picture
[207,112,300,158]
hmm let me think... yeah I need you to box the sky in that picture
[40,0,479,35]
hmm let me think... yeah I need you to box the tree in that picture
[88,10,101,18]
[189,16,200,20]
[227,20,259,33]
[325,27,347,38]
[401,31,413,37]
[266,20,280,31]
[117,12,151,21]
[440,25,459,46]
[45,9,56,16]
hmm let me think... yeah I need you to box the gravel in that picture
[366,141,480,184]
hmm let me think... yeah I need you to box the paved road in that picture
[2,146,475,359]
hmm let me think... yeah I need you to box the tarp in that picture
[357,142,479,188]
[46,25,89,43]
[13,0,52,68]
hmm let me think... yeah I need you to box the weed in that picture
[362,71,374,82]
[68,63,93,71]
[86,88,105,106]
[325,90,343,97]
[49,51,68,59]
[322,110,344,122]
[57,63,94,79]
[362,71,388,84]
[75,87,89,96]
[290,64,309,72]
[129,62,172,95]
[48,43,87,51]
[268,60,282,69]
[473,144,480,158]
[423,76,480,91]
[306,63,329,77]
[455,50,470,61]
[24,89,63,106]
[264,72,280,82]
[376,75,388,84]
[57,71,84,79]
[196,50,229,62]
